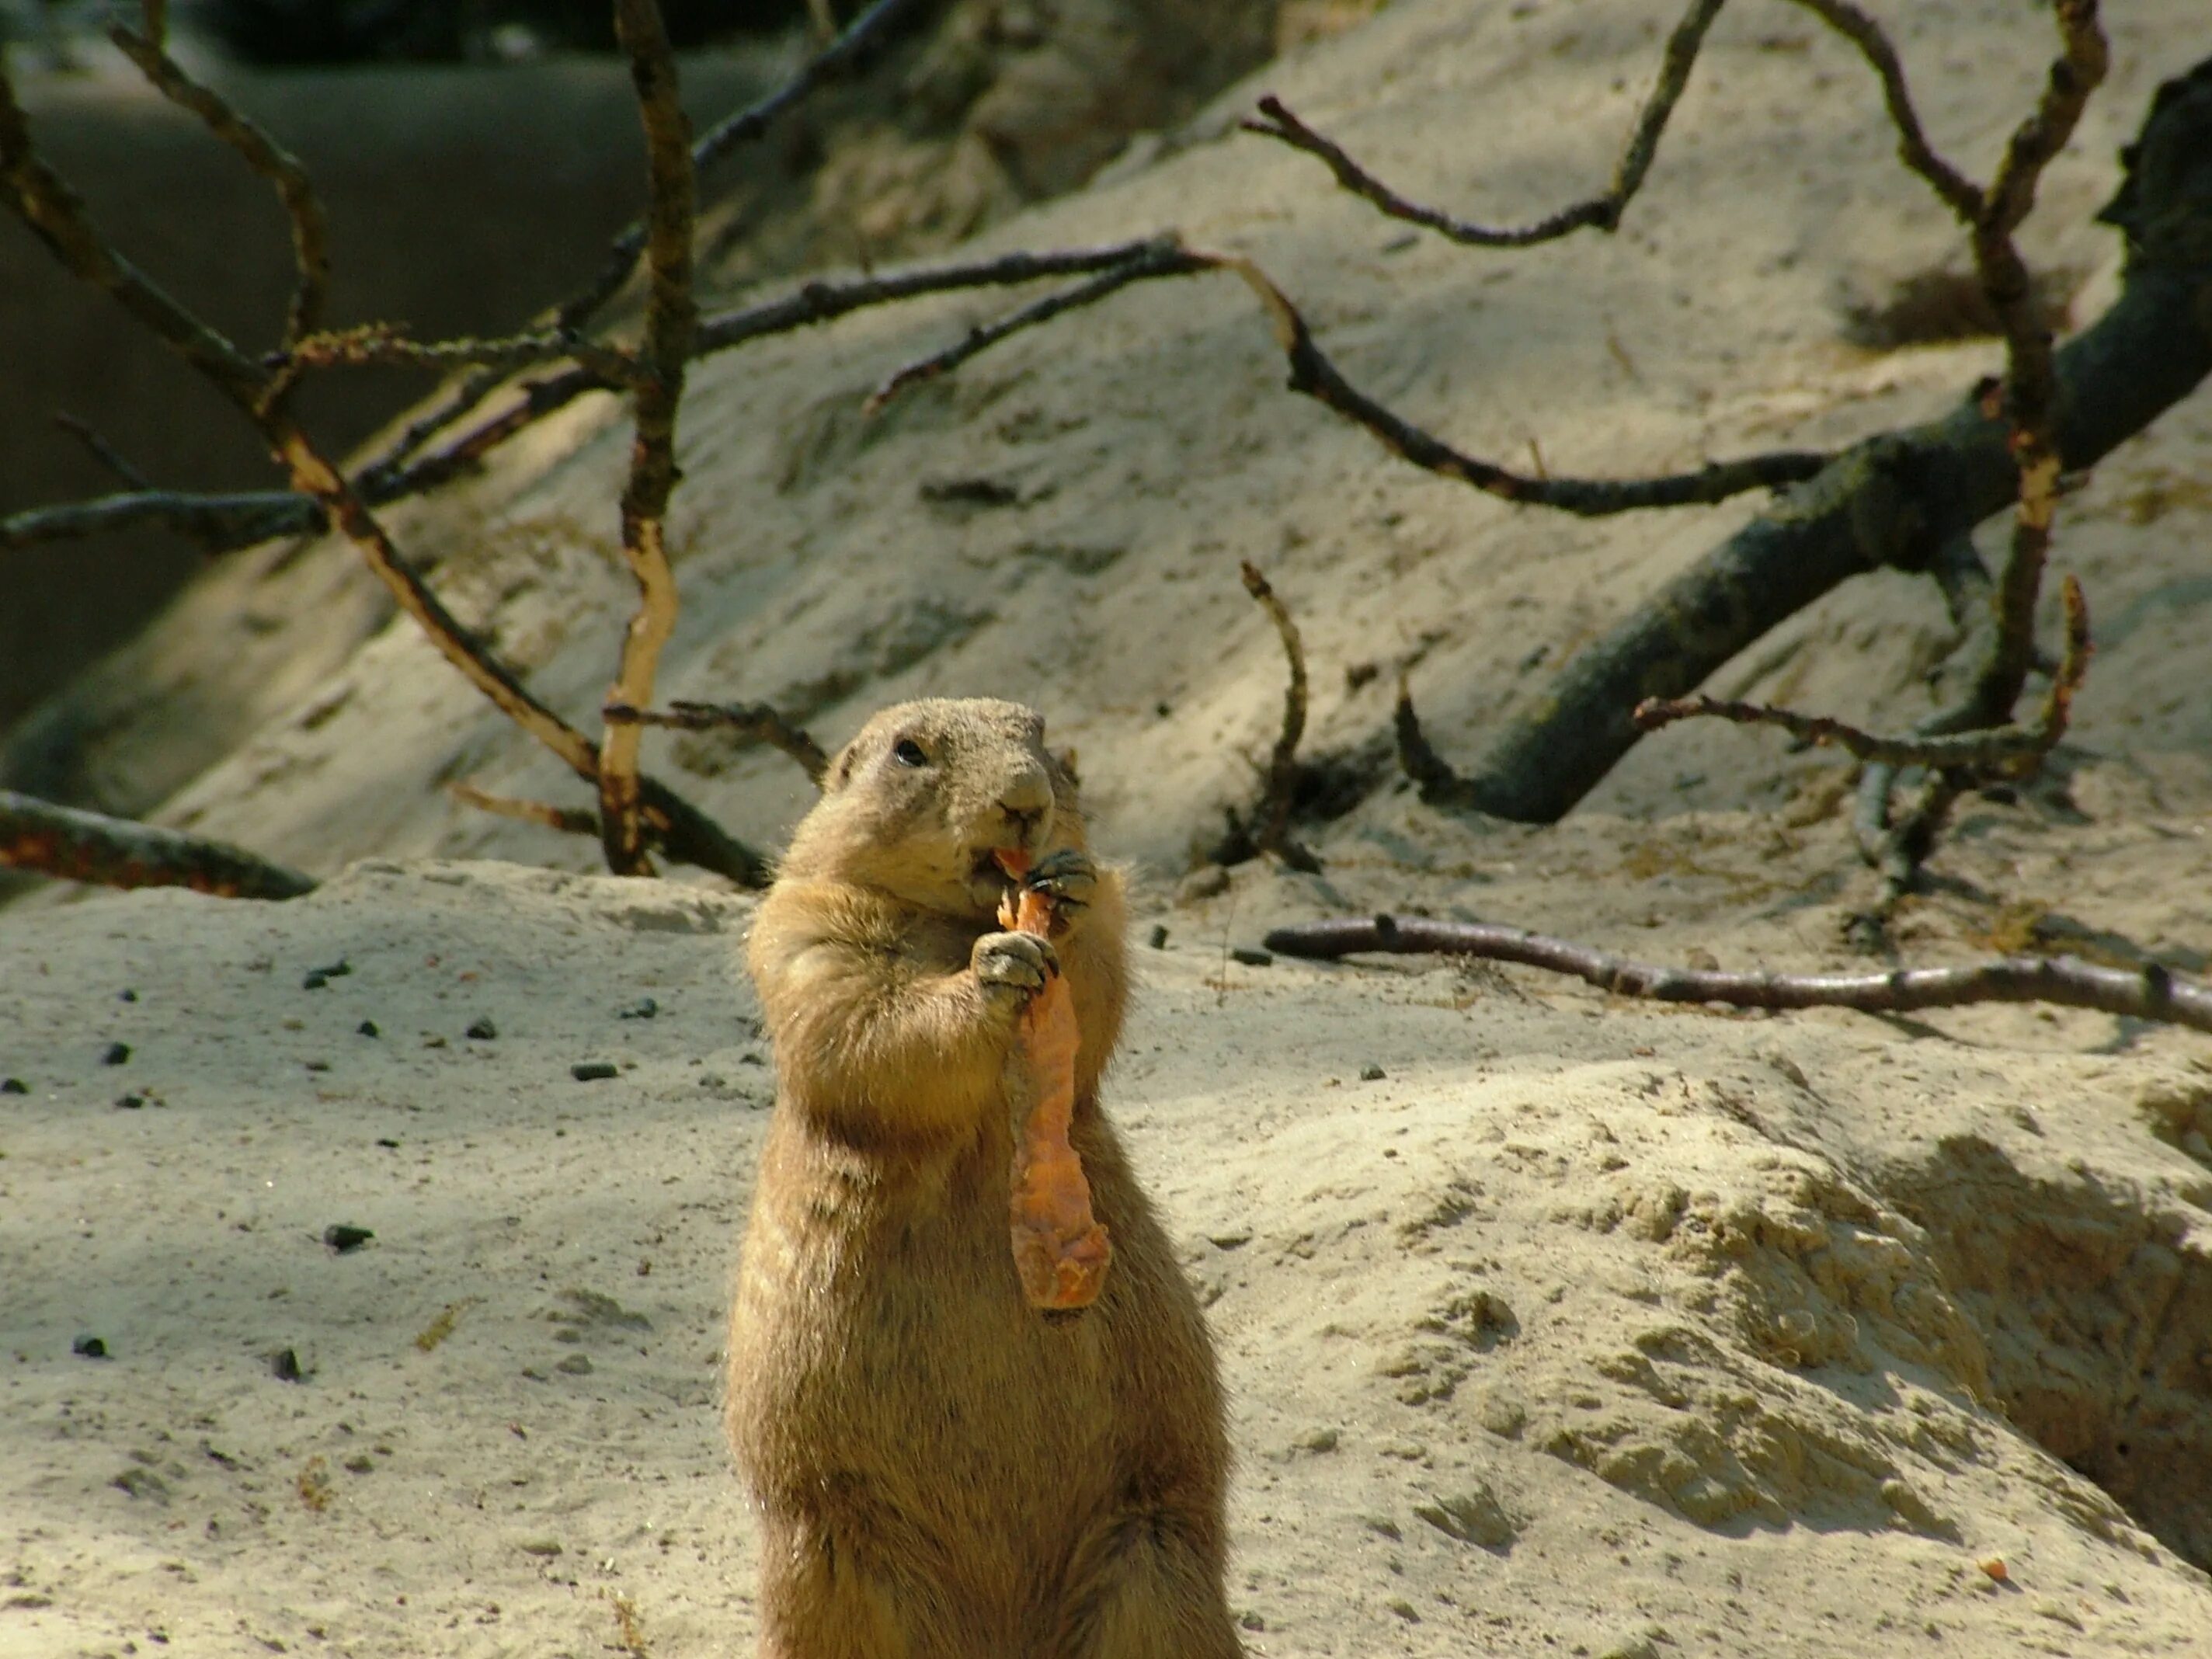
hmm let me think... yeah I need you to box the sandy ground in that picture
[6,0,2212,1654]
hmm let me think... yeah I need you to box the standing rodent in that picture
[727,697,1240,1659]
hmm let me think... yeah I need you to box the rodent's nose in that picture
[997,766,1053,840]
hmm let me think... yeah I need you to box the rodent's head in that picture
[780,698,1087,918]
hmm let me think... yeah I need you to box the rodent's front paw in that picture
[973,930,1057,1010]
[1024,848,1097,916]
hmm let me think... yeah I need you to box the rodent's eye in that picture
[892,738,930,768]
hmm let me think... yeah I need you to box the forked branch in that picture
[1633,575,2091,771]
[603,701,828,785]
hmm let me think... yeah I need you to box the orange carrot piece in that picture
[993,850,1111,1309]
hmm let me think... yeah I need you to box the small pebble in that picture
[1230,947,1273,967]
[572,1061,618,1082]
[323,1224,375,1254]
[310,960,351,981]
[301,972,328,991]
[102,1042,130,1066]
[555,1353,594,1376]
[356,1021,380,1038]
[270,1347,306,1383]
[72,1334,109,1360]
[466,1018,499,1041]
[114,1094,144,1109]
[304,1060,329,1073]
[617,997,659,1021]
[1360,1065,1386,1082]
[1,1078,26,1094]
[1148,925,1170,950]
[375,1137,400,1149]
[119,989,137,1003]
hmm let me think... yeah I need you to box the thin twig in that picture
[1,789,315,899]
[598,0,700,876]
[0,43,767,888]
[1242,0,1723,245]
[555,0,934,339]
[448,783,600,836]
[865,239,1206,412]
[1237,560,1319,871]
[0,489,315,550]
[278,322,638,386]
[1633,576,2091,769]
[1263,913,2212,1035]
[52,412,154,491]
[694,238,1192,353]
[1786,0,1984,218]
[1967,2,2108,725]
[1215,256,1829,514]
[603,701,827,785]
[109,23,327,357]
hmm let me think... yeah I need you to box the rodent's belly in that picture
[730,1165,1115,1519]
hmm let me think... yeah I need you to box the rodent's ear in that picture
[1055,747,1081,789]
[826,738,862,792]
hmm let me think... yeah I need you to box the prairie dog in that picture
[727,697,1238,1658]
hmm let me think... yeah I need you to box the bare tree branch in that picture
[555,0,934,338]
[1229,560,1319,872]
[277,321,638,385]
[448,782,600,837]
[866,240,1207,412]
[0,43,767,888]
[1399,48,2212,824]
[109,23,328,360]
[595,0,701,876]
[52,412,154,491]
[1633,575,2091,768]
[603,701,827,785]
[0,489,312,550]
[1214,256,1830,514]
[1,789,315,899]
[1786,0,1983,218]
[1242,0,1724,245]
[1263,913,2212,1035]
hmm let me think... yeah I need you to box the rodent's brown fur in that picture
[728,698,1239,1659]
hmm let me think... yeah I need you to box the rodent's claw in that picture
[1024,848,1097,914]
[973,929,1058,1010]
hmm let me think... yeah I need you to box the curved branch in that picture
[1263,914,2212,1035]
[1216,256,1829,514]
[1242,0,1724,245]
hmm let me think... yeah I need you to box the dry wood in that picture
[1243,0,1724,245]
[1229,560,1320,873]
[447,784,600,838]
[110,22,327,362]
[1264,913,2212,1036]
[52,412,154,492]
[1634,576,2091,770]
[1,790,315,900]
[1212,256,1829,515]
[603,701,827,785]
[0,42,767,888]
[866,239,1206,412]
[599,0,701,875]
